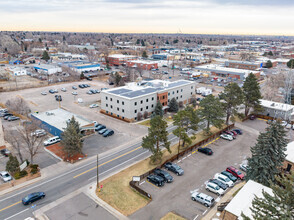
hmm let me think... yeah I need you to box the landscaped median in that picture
[96,125,233,216]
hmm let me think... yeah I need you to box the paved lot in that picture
[130,120,267,220]
[45,192,117,220]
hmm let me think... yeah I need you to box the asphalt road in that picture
[0,125,180,220]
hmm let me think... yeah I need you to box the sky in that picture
[0,0,294,35]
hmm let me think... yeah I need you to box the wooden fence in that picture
[129,123,235,198]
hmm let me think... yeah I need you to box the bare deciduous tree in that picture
[5,97,31,116]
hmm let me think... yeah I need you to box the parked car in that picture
[0,149,11,157]
[147,174,165,187]
[240,160,248,172]
[61,88,67,92]
[49,89,55,94]
[0,171,12,182]
[103,129,114,137]
[205,182,225,196]
[98,128,108,135]
[249,115,256,120]
[232,129,242,135]
[87,90,93,95]
[220,134,233,141]
[164,162,184,176]
[221,171,238,182]
[79,84,85,88]
[198,147,213,155]
[191,192,215,207]
[226,166,245,180]
[89,104,99,108]
[31,129,46,137]
[153,168,173,183]
[77,98,83,103]
[72,92,78,95]
[44,136,60,146]
[281,121,288,126]
[2,113,13,118]
[22,192,45,205]
[53,89,58,93]
[7,116,20,121]
[286,123,292,129]
[214,173,234,187]
[41,91,47,95]
[86,77,92,81]
[95,125,106,131]
[0,108,7,113]
[223,131,236,139]
[55,95,62,101]
[208,179,228,190]
[230,130,238,136]
[72,86,78,90]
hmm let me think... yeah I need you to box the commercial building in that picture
[100,80,195,122]
[222,180,273,220]
[8,66,27,76]
[194,64,260,80]
[31,108,93,137]
[126,60,158,70]
[71,63,101,73]
[33,64,62,75]
[283,141,294,173]
[108,54,137,66]
[258,99,294,119]
[224,60,262,70]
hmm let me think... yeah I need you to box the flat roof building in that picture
[259,99,294,119]
[33,64,62,75]
[108,54,137,66]
[283,141,294,173]
[100,80,195,122]
[224,60,262,70]
[126,60,159,70]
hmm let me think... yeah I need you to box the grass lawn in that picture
[161,212,187,220]
[138,119,151,127]
[96,125,224,216]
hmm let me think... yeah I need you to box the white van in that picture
[44,136,60,146]
[196,87,206,94]
[202,89,212,97]
[205,182,225,196]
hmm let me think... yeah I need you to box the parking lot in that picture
[130,120,269,220]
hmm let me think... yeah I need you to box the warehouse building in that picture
[224,60,262,70]
[71,63,101,73]
[33,64,62,75]
[100,80,195,122]
[31,108,93,137]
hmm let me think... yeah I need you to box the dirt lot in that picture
[129,120,268,220]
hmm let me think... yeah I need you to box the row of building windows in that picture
[134,104,154,113]
[134,97,155,106]
[105,97,125,105]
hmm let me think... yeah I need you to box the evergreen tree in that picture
[268,51,273,56]
[6,155,19,174]
[287,59,294,69]
[168,97,179,113]
[242,173,294,220]
[221,83,244,124]
[61,116,83,158]
[197,95,225,133]
[246,122,288,187]
[141,39,145,46]
[242,73,262,116]
[154,101,163,117]
[173,106,199,153]
[114,72,122,86]
[142,51,148,58]
[136,39,140,45]
[42,50,50,62]
[165,40,169,44]
[173,39,179,44]
[191,97,197,108]
[142,115,170,163]
[265,60,273,68]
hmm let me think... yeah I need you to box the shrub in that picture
[30,164,39,174]
[179,101,184,108]
[14,170,28,179]
[137,112,143,121]
[143,111,148,119]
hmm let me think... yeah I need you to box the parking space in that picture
[130,120,265,220]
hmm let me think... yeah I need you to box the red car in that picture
[230,130,238,136]
[223,131,236,139]
[226,166,244,180]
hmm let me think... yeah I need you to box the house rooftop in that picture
[260,99,294,112]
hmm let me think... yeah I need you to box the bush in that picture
[30,164,39,174]
[14,170,28,179]
[143,111,148,119]
[137,112,143,121]
[179,101,184,108]
[6,155,19,174]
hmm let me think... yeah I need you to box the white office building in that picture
[100,80,195,122]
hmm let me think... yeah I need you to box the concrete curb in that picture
[43,147,63,161]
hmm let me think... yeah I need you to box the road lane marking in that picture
[74,146,143,178]
[0,201,21,212]
[4,208,29,220]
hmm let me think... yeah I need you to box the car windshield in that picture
[215,185,220,190]
[173,164,180,169]
[3,173,9,177]
[224,177,230,182]
[237,171,242,175]
[23,195,30,201]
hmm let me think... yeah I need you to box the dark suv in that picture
[153,168,173,183]
[147,174,165,187]
[164,162,184,176]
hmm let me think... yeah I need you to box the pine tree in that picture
[136,39,140,45]
[246,122,288,186]
[6,155,19,174]
[266,60,273,68]
[154,101,163,117]
[287,59,294,69]
[242,73,262,116]
[61,116,83,158]
[168,97,179,113]
[142,115,170,163]
[221,83,244,124]
[242,173,294,220]
[141,39,145,46]
[197,95,225,133]
[142,51,148,58]
[268,51,273,56]
[42,50,50,62]
[173,106,199,153]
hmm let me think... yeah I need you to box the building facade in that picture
[108,54,137,66]
[259,99,294,119]
[224,60,262,70]
[100,80,195,122]
[126,60,158,70]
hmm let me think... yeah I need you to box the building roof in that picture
[225,60,261,65]
[108,54,137,59]
[225,180,273,219]
[128,60,158,65]
[260,99,294,112]
[195,64,260,75]
[104,80,193,99]
[32,108,91,131]
[33,64,60,70]
[285,141,294,163]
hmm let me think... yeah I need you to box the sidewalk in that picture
[202,181,245,220]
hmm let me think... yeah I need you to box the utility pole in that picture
[96,154,99,189]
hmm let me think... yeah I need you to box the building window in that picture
[135,102,137,106]
[106,111,108,113]
[117,100,119,104]
[110,98,112,101]
[176,97,178,100]
[181,89,183,92]
[141,100,143,104]
[122,101,124,105]
[117,115,119,117]
[110,105,113,109]
[173,91,175,94]
[146,106,149,109]
[106,97,108,100]
[140,108,143,111]
[180,95,182,98]
[122,109,124,113]
[135,117,137,120]
[117,107,119,111]
[152,104,154,108]
[191,86,193,89]
[191,92,192,95]
[122,117,124,119]
[168,92,170,96]
[177,90,179,93]
[168,99,170,103]
[152,97,154,101]
[135,110,137,113]
[146,98,148,102]
[111,112,113,115]
[106,104,108,107]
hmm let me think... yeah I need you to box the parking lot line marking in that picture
[193,214,199,220]
[4,208,29,220]
[182,156,187,160]
[73,146,142,178]
[187,154,191,157]
[202,209,208,215]
[146,180,159,188]
[178,160,181,163]
[0,201,21,212]
[139,181,145,186]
